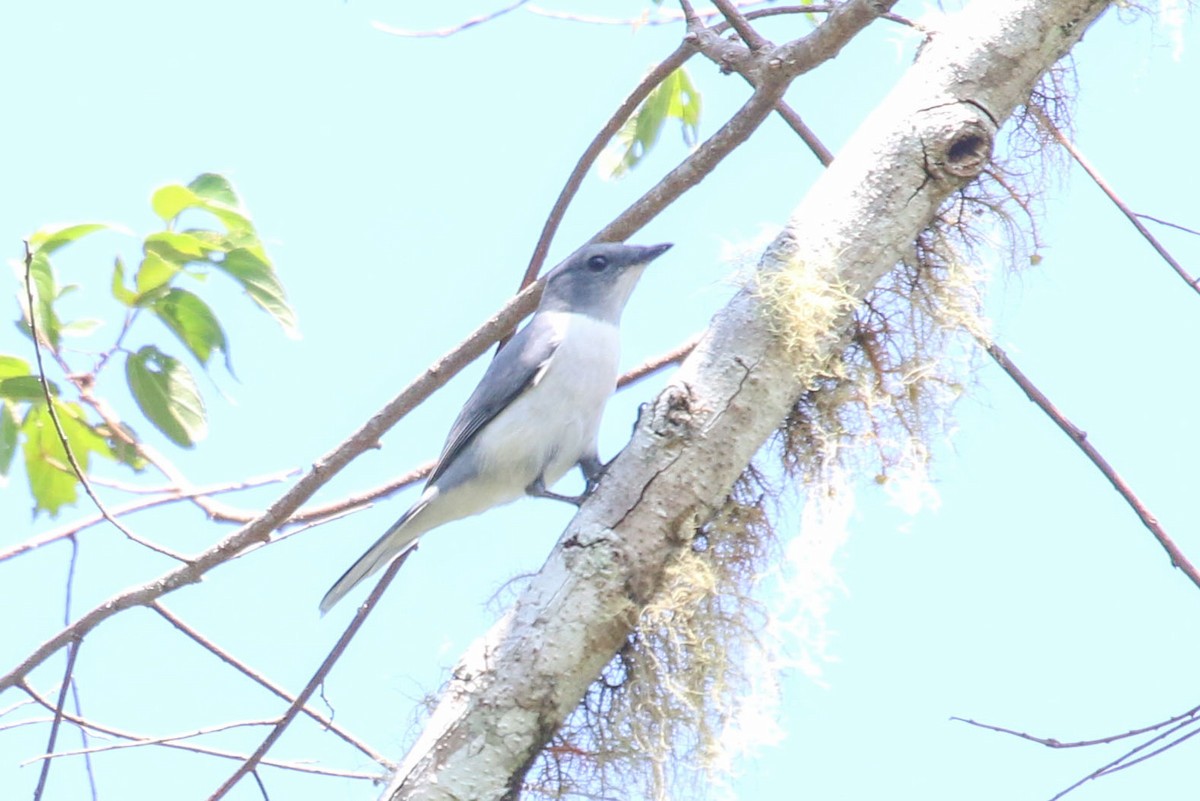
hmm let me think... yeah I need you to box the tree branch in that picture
[593,0,894,246]
[31,635,79,801]
[208,551,411,799]
[955,704,1200,801]
[711,0,771,52]
[519,44,695,290]
[984,342,1200,591]
[0,470,297,564]
[373,1,531,38]
[153,602,392,767]
[1029,105,1200,294]
[17,683,380,781]
[953,702,1200,748]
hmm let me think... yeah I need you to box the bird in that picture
[320,241,673,613]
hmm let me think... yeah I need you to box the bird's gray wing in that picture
[426,316,561,486]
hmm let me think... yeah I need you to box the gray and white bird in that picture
[320,241,672,613]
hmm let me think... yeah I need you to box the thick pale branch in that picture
[386,0,1110,798]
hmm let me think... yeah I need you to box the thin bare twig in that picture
[31,636,79,801]
[153,602,392,767]
[519,44,695,291]
[525,4,679,27]
[954,705,1200,800]
[18,683,380,781]
[61,534,99,800]
[209,551,413,799]
[373,0,531,37]
[1135,213,1200,238]
[251,770,270,801]
[267,463,431,528]
[985,342,1200,590]
[712,0,771,51]
[618,334,701,389]
[76,385,262,524]
[522,0,899,289]
[24,718,274,763]
[522,2,914,29]
[953,702,1200,748]
[1030,106,1200,294]
[0,470,296,564]
[90,307,136,377]
[1087,723,1200,781]
[739,4,919,30]
[0,695,38,720]
[595,0,893,247]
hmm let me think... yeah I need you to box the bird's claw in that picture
[526,477,587,507]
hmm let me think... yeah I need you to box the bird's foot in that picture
[527,477,587,507]
[578,455,608,495]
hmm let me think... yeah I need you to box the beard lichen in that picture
[524,469,779,801]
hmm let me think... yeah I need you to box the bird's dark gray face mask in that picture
[541,242,672,321]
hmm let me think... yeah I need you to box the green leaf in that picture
[144,230,216,262]
[189,173,240,207]
[151,184,199,222]
[111,256,137,306]
[151,288,231,369]
[61,318,104,338]
[18,401,111,515]
[21,404,79,515]
[96,420,147,471]
[218,248,299,338]
[55,400,115,464]
[135,250,180,297]
[0,402,18,478]
[0,355,31,379]
[0,376,58,402]
[20,251,62,349]
[125,345,206,447]
[600,67,702,179]
[27,223,111,256]
[151,176,254,234]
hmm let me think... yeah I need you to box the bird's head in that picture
[539,242,672,323]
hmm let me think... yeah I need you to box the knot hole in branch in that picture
[939,118,993,180]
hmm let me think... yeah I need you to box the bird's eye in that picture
[587,255,609,272]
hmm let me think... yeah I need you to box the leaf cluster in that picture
[2,174,296,514]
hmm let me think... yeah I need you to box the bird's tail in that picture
[319,495,431,614]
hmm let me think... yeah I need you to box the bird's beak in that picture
[638,243,673,263]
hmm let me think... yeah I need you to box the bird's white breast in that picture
[473,311,621,489]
